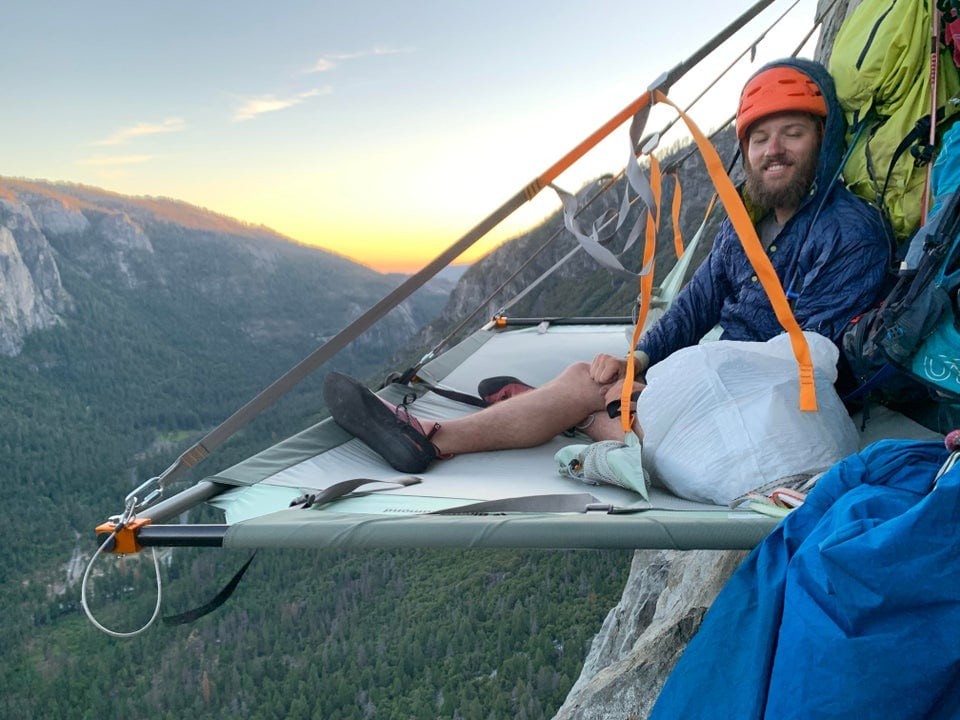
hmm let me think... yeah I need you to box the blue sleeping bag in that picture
[650,438,960,719]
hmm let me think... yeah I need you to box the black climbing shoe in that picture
[323,372,440,474]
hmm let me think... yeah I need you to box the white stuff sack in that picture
[636,332,859,506]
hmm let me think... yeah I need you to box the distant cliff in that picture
[0,191,74,355]
[0,178,448,361]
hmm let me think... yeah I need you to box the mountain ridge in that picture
[0,176,446,358]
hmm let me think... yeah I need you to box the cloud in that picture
[232,87,330,122]
[95,118,186,146]
[304,46,414,74]
[77,155,154,166]
[308,58,338,73]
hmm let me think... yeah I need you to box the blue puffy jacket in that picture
[637,58,890,367]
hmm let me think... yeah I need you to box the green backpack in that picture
[830,0,960,240]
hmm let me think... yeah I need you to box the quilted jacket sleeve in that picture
[786,195,889,342]
[635,192,889,369]
[635,227,732,367]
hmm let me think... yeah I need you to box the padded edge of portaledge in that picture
[221,508,778,551]
[204,327,499,487]
[205,416,352,487]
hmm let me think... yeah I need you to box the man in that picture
[324,58,889,474]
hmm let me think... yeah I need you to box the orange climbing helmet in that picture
[736,65,828,141]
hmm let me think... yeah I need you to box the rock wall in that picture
[0,197,72,355]
[553,550,747,718]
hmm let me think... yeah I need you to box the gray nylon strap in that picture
[551,92,666,279]
[551,173,657,279]
[626,104,659,225]
[625,157,658,226]
[296,477,422,509]
[552,183,639,277]
[433,493,602,515]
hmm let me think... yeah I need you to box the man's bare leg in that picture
[423,362,638,454]
[323,354,642,472]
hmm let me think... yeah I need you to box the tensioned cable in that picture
[81,532,163,638]
[408,0,811,367]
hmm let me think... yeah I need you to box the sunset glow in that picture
[3,0,820,273]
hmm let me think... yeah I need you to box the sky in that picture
[3,0,821,273]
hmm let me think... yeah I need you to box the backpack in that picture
[843,181,960,411]
[829,0,960,240]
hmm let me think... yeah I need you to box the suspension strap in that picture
[639,154,662,336]
[655,90,818,411]
[669,171,684,259]
[618,92,818,432]
[922,0,942,222]
[551,183,648,278]
[658,194,718,307]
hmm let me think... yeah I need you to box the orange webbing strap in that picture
[670,172,684,259]
[533,91,652,195]
[621,302,649,432]
[639,155,662,334]
[621,340,642,433]
[653,90,817,411]
[620,156,661,433]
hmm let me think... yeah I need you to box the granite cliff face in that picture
[0,194,73,355]
[554,551,746,718]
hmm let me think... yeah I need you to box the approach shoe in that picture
[477,375,535,405]
[323,371,440,474]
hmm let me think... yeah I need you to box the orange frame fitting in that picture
[95,517,153,554]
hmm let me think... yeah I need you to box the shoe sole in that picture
[323,372,436,474]
[477,375,534,405]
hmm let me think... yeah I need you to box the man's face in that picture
[743,112,821,220]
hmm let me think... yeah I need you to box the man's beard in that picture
[744,150,818,216]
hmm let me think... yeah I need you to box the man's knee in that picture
[552,361,607,410]
[557,361,593,386]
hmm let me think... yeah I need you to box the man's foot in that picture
[323,372,440,473]
[477,376,534,405]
